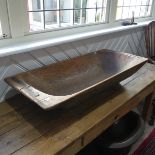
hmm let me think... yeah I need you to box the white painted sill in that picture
[0,20,153,58]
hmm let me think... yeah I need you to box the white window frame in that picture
[0,0,10,39]
[1,0,155,40]
[115,0,155,21]
[25,0,111,34]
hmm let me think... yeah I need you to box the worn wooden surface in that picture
[0,63,155,155]
[5,50,147,110]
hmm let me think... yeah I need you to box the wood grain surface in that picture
[0,63,155,155]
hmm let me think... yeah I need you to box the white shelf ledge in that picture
[0,20,152,58]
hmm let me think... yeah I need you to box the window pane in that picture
[45,11,59,29]
[117,0,123,6]
[135,6,141,17]
[96,9,103,22]
[122,7,130,19]
[128,6,136,18]
[140,6,147,16]
[82,0,87,8]
[74,0,82,9]
[29,12,44,31]
[27,0,108,32]
[116,0,153,20]
[142,0,153,5]
[74,10,80,24]
[28,0,43,11]
[136,0,142,5]
[74,9,86,25]
[60,10,73,27]
[97,0,103,7]
[116,7,123,20]
[102,8,106,22]
[145,6,152,16]
[85,0,97,8]
[44,0,57,10]
[123,0,130,6]
[86,9,96,23]
[130,0,136,6]
[60,0,73,9]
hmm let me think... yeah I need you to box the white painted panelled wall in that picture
[0,27,147,102]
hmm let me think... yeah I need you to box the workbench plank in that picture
[0,95,32,117]
[0,101,43,136]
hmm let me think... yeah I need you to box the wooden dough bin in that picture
[5,49,147,110]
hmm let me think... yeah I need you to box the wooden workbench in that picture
[0,63,155,155]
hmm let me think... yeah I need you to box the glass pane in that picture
[145,6,152,16]
[102,8,106,22]
[74,0,82,9]
[44,0,57,10]
[74,9,86,25]
[29,12,44,31]
[97,0,102,7]
[82,9,86,22]
[103,0,107,7]
[149,0,153,5]
[123,0,131,6]
[135,6,141,17]
[136,0,142,5]
[122,7,130,19]
[27,0,108,32]
[130,0,137,6]
[117,0,123,6]
[45,11,59,29]
[60,10,73,27]
[74,10,80,24]
[128,6,136,18]
[116,7,123,20]
[60,0,73,9]
[141,0,148,5]
[86,9,96,23]
[116,0,153,20]
[28,0,43,11]
[82,0,87,8]
[85,0,96,8]
[96,9,102,22]
[140,6,147,17]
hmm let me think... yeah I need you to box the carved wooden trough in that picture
[5,50,147,110]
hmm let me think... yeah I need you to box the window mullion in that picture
[80,0,83,24]
[42,0,46,29]
[57,0,60,26]
[73,0,75,26]
[7,0,26,38]
[23,0,31,34]
[151,0,155,17]
[108,0,118,23]
[0,0,10,38]
[58,0,61,27]
[70,0,74,26]
[95,2,97,22]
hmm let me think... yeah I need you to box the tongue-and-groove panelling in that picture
[0,27,147,102]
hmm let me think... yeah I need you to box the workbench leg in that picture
[149,101,155,126]
[142,92,153,123]
[149,97,155,126]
